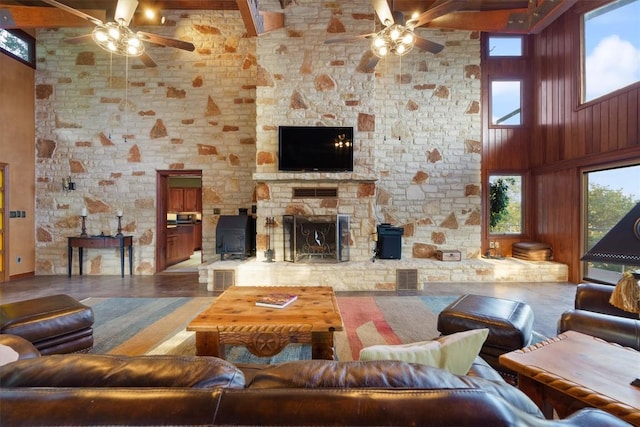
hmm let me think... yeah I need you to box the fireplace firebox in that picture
[283,215,350,263]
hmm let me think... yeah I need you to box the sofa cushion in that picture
[247,359,542,417]
[359,329,489,375]
[0,354,246,389]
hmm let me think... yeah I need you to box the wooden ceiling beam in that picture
[0,5,106,29]
[421,0,577,34]
[236,0,283,37]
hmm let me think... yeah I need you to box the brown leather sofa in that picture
[558,282,640,350]
[0,334,631,426]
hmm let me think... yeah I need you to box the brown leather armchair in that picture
[558,282,640,350]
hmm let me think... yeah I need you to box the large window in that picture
[582,0,640,103]
[583,163,640,283]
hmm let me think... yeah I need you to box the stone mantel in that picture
[252,172,378,183]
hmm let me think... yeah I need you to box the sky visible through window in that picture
[584,0,640,101]
[589,164,640,202]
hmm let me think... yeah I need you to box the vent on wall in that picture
[396,269,418,291]
[213,270,235,291]
[293,188,338,198]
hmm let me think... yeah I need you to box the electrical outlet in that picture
[489,241,495,249]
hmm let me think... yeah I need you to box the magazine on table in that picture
[255,293,298,308]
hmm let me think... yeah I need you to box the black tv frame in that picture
[278,126,354,172]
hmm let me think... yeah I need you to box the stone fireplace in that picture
[282,215,350,263]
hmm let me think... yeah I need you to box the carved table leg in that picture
[311,331,335,360]
[195,331,222,357]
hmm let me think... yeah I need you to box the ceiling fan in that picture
[39,0,195,67]
[325,0,467,71]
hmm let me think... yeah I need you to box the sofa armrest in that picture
[558,309,640,350]
[575,283,639,319]
[0,334,41,360]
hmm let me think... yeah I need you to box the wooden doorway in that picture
[0,163,7,282]
[155,170,202,273]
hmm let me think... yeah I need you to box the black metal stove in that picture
[215,214,255,260]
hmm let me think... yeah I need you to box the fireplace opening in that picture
[283,215,350,263]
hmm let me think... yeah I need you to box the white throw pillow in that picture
[358,328,489,376]
[0,344,19,367]
[436,328,489,375]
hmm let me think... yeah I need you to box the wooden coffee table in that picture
[187,286,344,360]
[499,330,640,425]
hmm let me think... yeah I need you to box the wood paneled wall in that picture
[482,2,640,282]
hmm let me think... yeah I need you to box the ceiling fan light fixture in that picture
[370,25,415,58]
[92,23,145,57]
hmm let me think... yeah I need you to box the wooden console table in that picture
[68,235,133,278]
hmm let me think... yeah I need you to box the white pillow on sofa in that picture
[359,328,489,376]
[0,344,19,367]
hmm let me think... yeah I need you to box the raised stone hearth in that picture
[200,258,569,292]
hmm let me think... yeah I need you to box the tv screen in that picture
[278,126,354,172]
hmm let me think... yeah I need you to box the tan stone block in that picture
[412,243,437,259]
[69,159,85,173]
[127,145,141,162]
[36,84,53,100]
[440,213,458,229]
[75,52,95,66]
[290,90,308,109]
[36,227,52,242]
[150,119,167,139]
[427,148,442,163]
[412,171,429,184]
[139,229,153,245]
[36,139,56,159]
[464,210,481,226]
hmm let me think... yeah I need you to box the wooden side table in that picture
[68,236,133,278]
[499,330,640,425]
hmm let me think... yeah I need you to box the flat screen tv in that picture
[278,126,354,172]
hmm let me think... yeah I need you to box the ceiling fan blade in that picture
[365,56,380,72]
[413,36,444,54]
[64,34,93,45]
[139,51,157,67]
[371,0,394,27]
[114,0,138,26]
[137,31,196,52]
[413,0,466,28]
[325,33,377,45]
[39,0,104,27]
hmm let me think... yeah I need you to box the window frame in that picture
[487,35,524,58]
[581,161,640,284]
[488,78,524,128]
[0,29,36,69]
[487,172,526,237]
[579,0,640,106]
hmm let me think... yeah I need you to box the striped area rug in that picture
[83,295,460,362]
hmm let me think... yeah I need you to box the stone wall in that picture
[253,0,482,263]
[35,10,257,274]
[33,0,482,276]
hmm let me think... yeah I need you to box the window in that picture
[490,80,522,126]
[487,36,523,57]
[582,0,640,103]
[0,29,35,68]
[488,174,522,235]
[583,163,640,283]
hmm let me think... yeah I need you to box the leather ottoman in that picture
[437,294,533,374]
[0,294,94,355]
